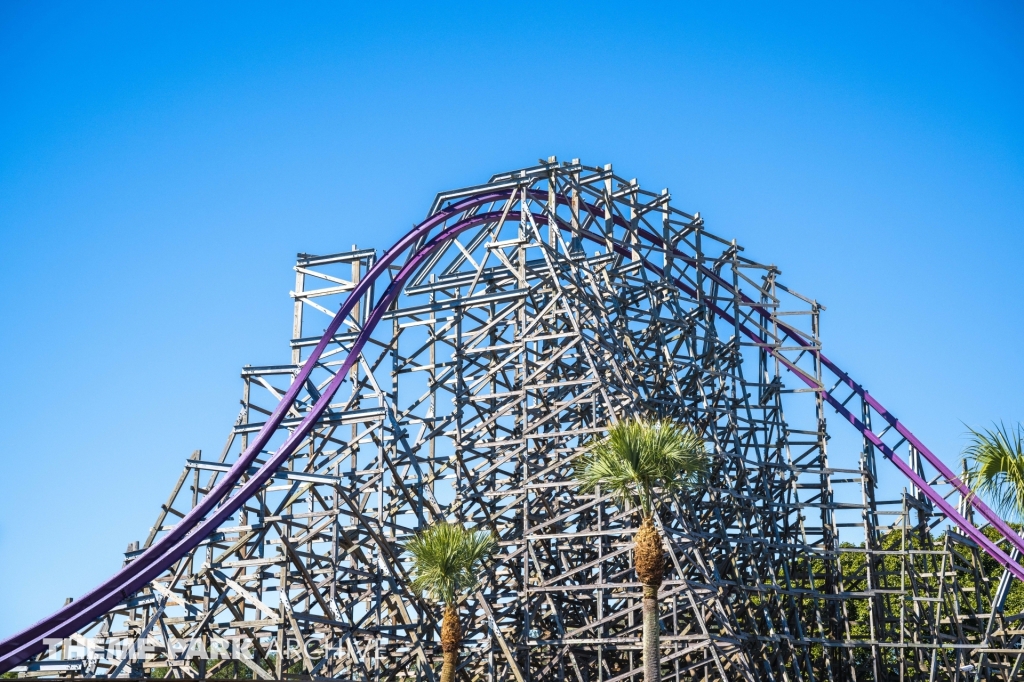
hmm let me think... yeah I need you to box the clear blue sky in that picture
[1,1,1022,638]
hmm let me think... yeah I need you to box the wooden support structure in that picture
[17,160,1024,681]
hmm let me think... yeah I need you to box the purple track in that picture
[1,185,1021,673]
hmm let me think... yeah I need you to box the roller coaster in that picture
[2,159,1022,681]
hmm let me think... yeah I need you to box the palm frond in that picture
[575,417,708,517]
[403,522,496,605]
[967,422,1024,522]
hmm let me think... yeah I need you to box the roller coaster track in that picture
[1,160,1020,676]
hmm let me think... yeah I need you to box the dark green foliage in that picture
[773,523,1024,678]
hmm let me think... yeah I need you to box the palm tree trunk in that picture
[642,585,660,682]
[440,651,457,682]
[440,604,462,682]
[635,517,665,682]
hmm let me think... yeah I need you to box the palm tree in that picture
[404,522,496,682]
[575,417,708,682]
[967,422,1024,521]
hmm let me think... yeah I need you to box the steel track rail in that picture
[0,198,522,672]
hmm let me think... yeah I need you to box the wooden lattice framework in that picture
[15,159,1024,681]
